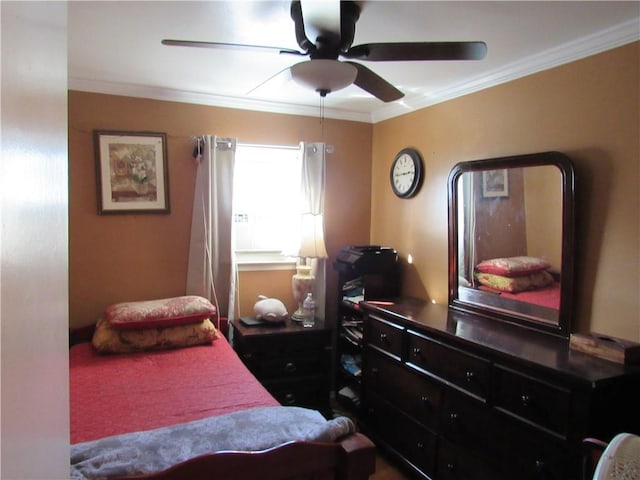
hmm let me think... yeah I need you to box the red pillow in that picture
[105,296,217,329]
[475,256,551,277]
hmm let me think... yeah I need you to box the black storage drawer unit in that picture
[230,319,332,415]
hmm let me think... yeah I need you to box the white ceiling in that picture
[68,1,640,123]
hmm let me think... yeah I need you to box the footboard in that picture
[116,433,376,480]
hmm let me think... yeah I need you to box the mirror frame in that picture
[448,151,576,337]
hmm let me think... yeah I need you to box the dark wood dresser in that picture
[359,298,640,480]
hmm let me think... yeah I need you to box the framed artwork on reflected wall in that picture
[482,169,509,198]
[94,130,170,214]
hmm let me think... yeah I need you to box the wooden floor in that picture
[370,450,412,480]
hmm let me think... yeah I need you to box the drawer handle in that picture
[449,412,458,423]
[284,393,296,405]
[416,441,424,449]
[420,395,430,405]
[534,460,545,472]
[465,370,475,382]
[412,347,421,356]
[379,332,388,343]
[521,394,531,407]
[371,367,380,377]
[284,362,297,373]
[447,463,455,472]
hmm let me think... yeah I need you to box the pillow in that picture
[92,317,219,354]
[475,270,554,293]
[475,256,551,277]
[105,296,216,329]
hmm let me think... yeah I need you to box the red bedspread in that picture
[478,282,560,309]
[70,336,278,444]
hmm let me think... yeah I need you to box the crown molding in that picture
[69,18,638,125]
[371,18,640,123]
[67,78,372,123]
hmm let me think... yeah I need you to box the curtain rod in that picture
[190,137,333,153]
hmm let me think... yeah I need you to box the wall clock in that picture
[390,148,423,198]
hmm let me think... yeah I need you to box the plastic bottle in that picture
[302,292,316,327]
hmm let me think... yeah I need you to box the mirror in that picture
[448,152,575,337]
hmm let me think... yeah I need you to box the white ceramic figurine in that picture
[253,295,288,323]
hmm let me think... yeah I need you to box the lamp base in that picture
[291,308,307,321]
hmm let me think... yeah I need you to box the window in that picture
[233,144,302,269]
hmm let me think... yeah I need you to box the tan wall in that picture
[68,92,372,327]
[70,42,639,341]
[371,42,639,341]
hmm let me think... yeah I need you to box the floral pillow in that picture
[475,256,551,277]
[105,296,216,329]
[92,317,219,354]
[475,271,554,293]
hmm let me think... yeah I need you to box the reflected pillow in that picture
[475,271,554,293]
[105,296,216,329]
[475,256,551,277]
[92,317,218,354]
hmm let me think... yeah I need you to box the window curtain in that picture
[186,136,237,324]
[300,142,327,320]
[459,172,477,287]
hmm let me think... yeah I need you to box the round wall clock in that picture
[390,147,423,198]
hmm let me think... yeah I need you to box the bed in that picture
[473,255,561,309]
[70,296,376,480]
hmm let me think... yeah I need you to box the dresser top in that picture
[360,298,639,384]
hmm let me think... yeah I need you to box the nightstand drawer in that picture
[407,331,490,399]
[265,375,329,410]
[242,330,330,356]
[246,352,328,379]
[494,365,570,437]
[365,348,442,430]
[367,315,403,358]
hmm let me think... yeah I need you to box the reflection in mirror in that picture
[448,152,575,337]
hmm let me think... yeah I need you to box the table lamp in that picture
[291,214,328,321]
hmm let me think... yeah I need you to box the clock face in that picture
[390,148,423,198]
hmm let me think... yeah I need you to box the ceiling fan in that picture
[162,0,487,102]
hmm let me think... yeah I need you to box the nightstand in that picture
[230,319,332,416]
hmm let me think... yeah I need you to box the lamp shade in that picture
[290,60,357,94]
[298,213,328,259]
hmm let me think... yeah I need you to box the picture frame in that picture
[94,130,170,214]
[482,169,509,198]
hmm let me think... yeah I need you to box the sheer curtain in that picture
[300,142,327,320]
[186,136,237,324]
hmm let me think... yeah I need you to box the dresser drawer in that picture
[407,331,490,399]
[367,315,403,358]
[438,437,503,480]
[494,365,570,437]
[499,414,569,480]
[365,348,442,430]
[440,390,493,457]
[365,392,437,477]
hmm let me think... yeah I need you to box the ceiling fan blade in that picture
[344,61,404,102]
[343,41,488,61]
[161,39,304,56]
[298,0,341,48]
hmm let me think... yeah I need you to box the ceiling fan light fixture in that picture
[290,60,357,95]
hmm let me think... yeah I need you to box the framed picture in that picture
[94,130,170,214]
[482,169,509,198]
